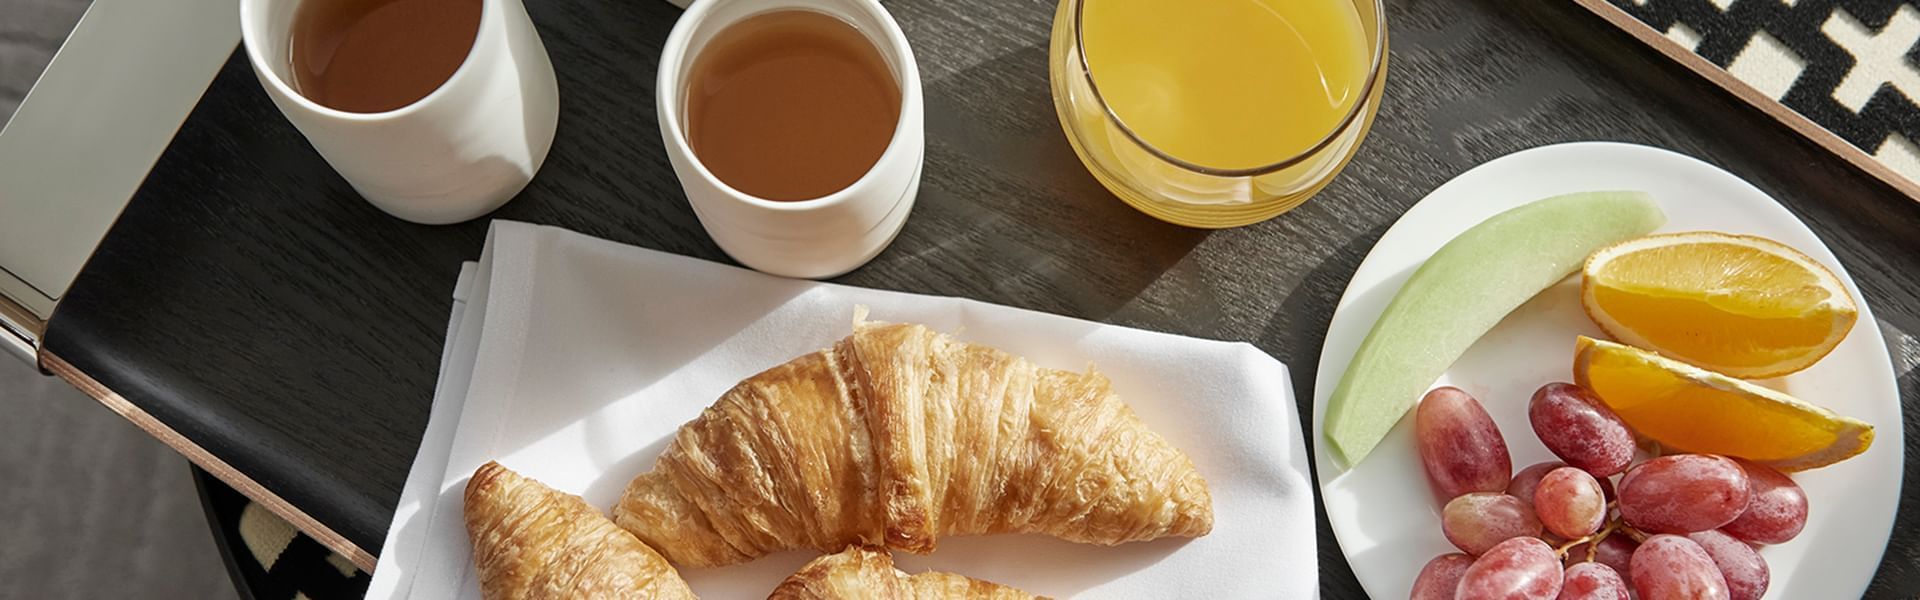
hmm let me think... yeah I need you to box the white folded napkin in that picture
[365,220,1314,599]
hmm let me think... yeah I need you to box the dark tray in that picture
[37,0,1920,595]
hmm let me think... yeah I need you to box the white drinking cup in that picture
[239,0,560,224]
[657,0,924,279]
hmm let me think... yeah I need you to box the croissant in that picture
[465,461,697,599]
[769,546,1044,600]
[615,316,1212,567]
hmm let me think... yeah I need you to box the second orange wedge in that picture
[1573,336,1873,472]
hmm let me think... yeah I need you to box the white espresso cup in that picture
[239,0,560,225]
[658,0,924,279]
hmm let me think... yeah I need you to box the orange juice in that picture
[1079,0,1370,171]
[1049,0,1385,228]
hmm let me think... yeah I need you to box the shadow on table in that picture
[1260,221,1390,407]
[849,37,1210,322]
[1255,221,1391,595]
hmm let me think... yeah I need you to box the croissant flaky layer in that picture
[465,461,697,599]
[769,546,1045,600]
[615,318,1214,567]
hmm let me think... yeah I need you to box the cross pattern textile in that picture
[1611,0,1920,182]
[198,467,371,599]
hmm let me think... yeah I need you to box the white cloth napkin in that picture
[365,220,1315,599]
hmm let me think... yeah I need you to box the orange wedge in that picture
[1573,336,1873,471]
[1580,232,1857,378]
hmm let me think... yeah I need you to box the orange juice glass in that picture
[1049,0,1388,228]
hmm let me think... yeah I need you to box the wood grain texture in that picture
[36,0,1920,596]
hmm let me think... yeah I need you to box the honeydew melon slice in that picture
[1325,191,1666,467]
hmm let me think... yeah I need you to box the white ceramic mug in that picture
[658,0,924,279]
[239,0,560,225]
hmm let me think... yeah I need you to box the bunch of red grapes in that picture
[1409,383,1808,600]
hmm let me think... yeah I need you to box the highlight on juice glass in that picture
[1049,0,1387,228]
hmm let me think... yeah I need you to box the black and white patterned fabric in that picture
[198,469,370,600]
[1610,0,1920,180]
[229,503,372,600]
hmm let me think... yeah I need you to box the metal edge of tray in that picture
[0,293,42,363]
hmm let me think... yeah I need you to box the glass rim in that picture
[1071,0,1389,178]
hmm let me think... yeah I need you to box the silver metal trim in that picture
[0,314,36,364]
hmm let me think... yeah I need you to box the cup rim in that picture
[238,0,493,121]
[1070,0,1388,178]
[657,0,922,213]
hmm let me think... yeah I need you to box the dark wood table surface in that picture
[35,0,1920,596]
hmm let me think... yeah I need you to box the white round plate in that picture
[1311,142,1903,598]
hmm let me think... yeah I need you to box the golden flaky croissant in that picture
[615,316,1213,567]
[769,546,1044,600]
[465,461,697,599]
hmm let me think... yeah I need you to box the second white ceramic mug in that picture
[658,0,924,279]
[239,0,560,225]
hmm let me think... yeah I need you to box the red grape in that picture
[1508,461,1566,511]
[1529,383,1635,477]
[1630,535,1729,600]
[1443,492,1543,555]
[1535,467,1607,538]
[1417,387,1513,501]
[1559,562,1629,600]
[1721,460,1807,544]
[1411,553,1474,600]
[1619,454,1751,534]
[1597,475,1616,502]
[1457,537,1563,599]
[1564,534,1637,589]
[1688,530,1770,600]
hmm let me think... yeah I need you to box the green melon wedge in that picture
[1325,191,1666,468]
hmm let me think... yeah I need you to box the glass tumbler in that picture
[1048,0,1388,229]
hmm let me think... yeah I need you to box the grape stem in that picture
[1618,523,1651,543]
[1553,519,1622,559]
[1600,497,1651,543]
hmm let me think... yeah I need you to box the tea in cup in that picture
[657,0,924,279]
